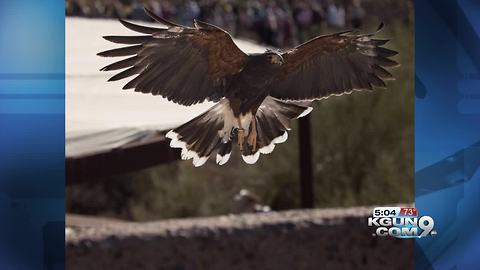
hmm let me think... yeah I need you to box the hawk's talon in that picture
[237,128,245,151]
[247,132,257,152]
[247,120,257,152]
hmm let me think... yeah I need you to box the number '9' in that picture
[418,216,434,237]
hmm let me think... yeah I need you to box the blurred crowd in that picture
[66,0,368,47]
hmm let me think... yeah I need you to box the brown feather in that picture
[99,9,248,107]
[190,31,247,81]
[270,27,399,101]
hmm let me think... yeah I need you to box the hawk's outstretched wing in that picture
[98,8,247,106]
[270,24,399,101]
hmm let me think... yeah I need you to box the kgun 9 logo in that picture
[368,207,437,238]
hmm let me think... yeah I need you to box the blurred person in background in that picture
[348,0,365,28]
[222,3,238,35]
[325,0,345,29]
[147,0,163,16]
[178,0,201,25]
[263,1,281,46]
[66,0,82,16]
[129,0,150,20]
[292,1,314,43]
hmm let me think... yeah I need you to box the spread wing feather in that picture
[270,24,399,101]
[98,8,247,106]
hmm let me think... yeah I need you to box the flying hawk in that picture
[98,8,398,167]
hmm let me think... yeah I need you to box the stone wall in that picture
[66,206,413,270]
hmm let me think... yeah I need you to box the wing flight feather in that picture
[98,8,248,106]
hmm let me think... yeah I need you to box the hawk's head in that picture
[264,50,284,65]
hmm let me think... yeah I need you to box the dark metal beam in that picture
[298,115,315,208]
[66,134,180,185]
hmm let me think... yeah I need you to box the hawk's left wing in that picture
[98,8,247,106]
[270,25,399,101]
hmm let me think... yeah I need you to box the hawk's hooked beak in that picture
[272,55,284,65]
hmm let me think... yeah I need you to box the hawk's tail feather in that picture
[166,97,313,167]
[216,140,233,165]
[240,97,313,164]
[166,100,229,167]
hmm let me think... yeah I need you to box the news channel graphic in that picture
[368,207,437,239]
